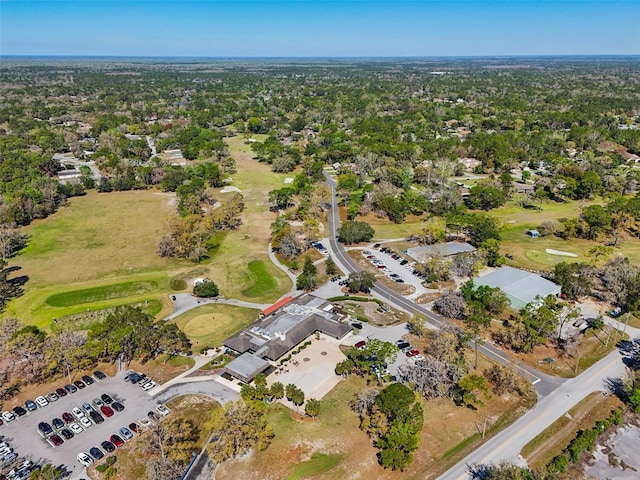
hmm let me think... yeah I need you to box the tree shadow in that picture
[617,339,640,370]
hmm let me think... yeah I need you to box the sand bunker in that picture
[545,248,578,257]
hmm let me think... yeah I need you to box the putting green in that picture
[183,313,235,338]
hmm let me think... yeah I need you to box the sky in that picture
[1,0,638,57]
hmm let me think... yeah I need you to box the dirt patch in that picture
[415,292,442,304]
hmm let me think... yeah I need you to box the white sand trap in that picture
[284,177,294,184]
[546,248,578,257]
[220,186,242,193]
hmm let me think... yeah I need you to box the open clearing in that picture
[170,303,260,352]
[6,136,293,327]
[216,359,534,480]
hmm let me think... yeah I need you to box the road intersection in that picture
[322,172,636,479]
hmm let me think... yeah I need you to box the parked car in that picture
[93,370,107,380]
[81,375,95,385]
[79,417,92,429]
[24,400,37,412]
[52,418,64,430]
[397,342,410,350]
[111,402,125,412]
[138,417,153,427]
[89,411,104,424]
[147,411,160,421]
[101,393,114,404]
[73,380,86,389]
[81,402,95,414]
[89,447,104,460]
[64,384,78,394]
[59,428,74,440]
[110,434,124,447]
[351,322,363,330]
[12,406,27,417]
[354,340,366,349]
[55,387,67,397]
[72,407,85,419]
[406,349,420,357]
[49,434,64,447]
[92,398,104,408]
[1,412,15,422]
[101,440,116,453]
[46,392,59,402]
[62,412,74,424]
[69,422,83,435]
[156,404,170,416]
[100,406,114,418]
[128,422,139,433]
[142,381,156,391]
[38,422,53,437]
[77,452,93,467]
[119,426,133,440]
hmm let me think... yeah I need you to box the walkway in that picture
[164,293,270,321]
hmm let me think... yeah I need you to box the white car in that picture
[69,423,83,435]
[155,404,170,416]
[1,411,15,422]
[79,417,92,429]
[35,396,49,408]
[77,452,93,467]
[72,407,85,419]
[142,381,156,391]
[138,417,152,428]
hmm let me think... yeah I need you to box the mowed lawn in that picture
[494,198,640,271]
[6,138,294,327]
[170,303,260,352]
[5,190,187,326]
[208,136,292,303]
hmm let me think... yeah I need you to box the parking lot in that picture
[1,371,162,478]
[358,246,429,298]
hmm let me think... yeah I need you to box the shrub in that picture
[193,278,219,298]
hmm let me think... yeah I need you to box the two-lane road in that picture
[324,173,631,479]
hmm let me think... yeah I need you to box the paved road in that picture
[323,173,561,397]
[438,348,629,480]
[153,381,239,405]
[164,293,269,321]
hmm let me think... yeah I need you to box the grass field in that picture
[170,303,260,352]
[216,359,535,480]
[5,135,293,327]
[494,198,640,271]
[242,260,278,298]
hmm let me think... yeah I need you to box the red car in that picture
[406,349,420,357]
[100,405,114,418]
[62,412,74,424]
[355,340,366,349]
[50,434,64,447]
[110,434,124,447]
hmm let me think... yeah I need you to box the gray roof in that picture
[406,242,476,261]
[475,266,561,307]
[224,294,350,361]
[225,353,270,383]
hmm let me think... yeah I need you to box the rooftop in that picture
[225,293,350,362]
[406,242,476,261]
[475,266,561,309]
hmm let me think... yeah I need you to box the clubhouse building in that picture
[223,294,351,383]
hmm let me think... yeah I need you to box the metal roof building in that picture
[224,294,351,382]
[475,266,561,309]
[406,242,476,261]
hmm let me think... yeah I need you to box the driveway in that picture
[1,371,161,480]
[152,381,239,405]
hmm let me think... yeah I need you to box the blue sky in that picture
[1,1,638,57]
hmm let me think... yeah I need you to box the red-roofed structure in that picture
[261,296,293,317]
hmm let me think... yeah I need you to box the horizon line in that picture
[2,54,640,60]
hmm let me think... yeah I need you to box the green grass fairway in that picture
[46,281,158,307]
[495,198,640,271]
[6,142,293,326]
[288,453,344,480]
[241,260,278,298]
[171,304,259,352]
